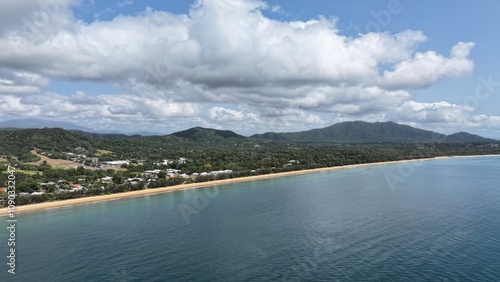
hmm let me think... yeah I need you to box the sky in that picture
[1,0,500,137]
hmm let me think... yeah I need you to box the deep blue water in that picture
[1,156,500,281]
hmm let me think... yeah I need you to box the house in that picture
[143,170,161,178]
[69,184,84,192]
[127,177,144,182]
[70,184,83,190]
[101,176,113,183]
[166,169,182,178]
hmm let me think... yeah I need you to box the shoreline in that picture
[1,154,499,216]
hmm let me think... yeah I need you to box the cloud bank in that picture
[0,0,498,136]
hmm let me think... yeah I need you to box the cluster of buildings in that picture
[155,158,187,166]
[64,152,98,164]
[192,170,234,177]
[15,151,237,195]
[97,158,188,169]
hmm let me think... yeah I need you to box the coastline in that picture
[1,154,499,216]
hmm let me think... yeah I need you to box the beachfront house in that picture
[70,184,84,191]
[127,177,144,183]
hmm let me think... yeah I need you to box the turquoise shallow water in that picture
[1,156,500,281]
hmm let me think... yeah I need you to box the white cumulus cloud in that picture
[0,0,494,136]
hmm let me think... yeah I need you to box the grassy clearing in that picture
[106,167,127,172]
[95,149,113,156]
[16,169,41,175]
[27,150,97,170]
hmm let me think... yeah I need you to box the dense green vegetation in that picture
[252,121,496,143]
[1,123,499,207]
[0,128,96,162]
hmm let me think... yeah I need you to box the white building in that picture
[101,176,114,183]
[101,160,129,166]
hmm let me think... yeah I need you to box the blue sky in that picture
[1,0,499,137]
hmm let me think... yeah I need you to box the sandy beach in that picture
[1,154,498,216]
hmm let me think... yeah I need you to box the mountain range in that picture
[0,118,95,132]
[0,118,161,136]
[169,121,496,143]
[0,119,497,143]
[251,121,497,143]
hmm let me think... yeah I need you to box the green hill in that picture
[0,128,96,161]
[445,132,496,143]
[170,127,245,141]
[252,121,496,143]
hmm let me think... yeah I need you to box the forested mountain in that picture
[0,118,94,132]
[0,118,162,136]
[0,127,252,162]
[252,121,497,143]
[445,132,495,143]
[171,127,245,141]
[0,128,96,161]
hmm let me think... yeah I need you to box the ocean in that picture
[1,156,500,281]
